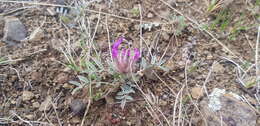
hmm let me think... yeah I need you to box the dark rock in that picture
[199,88,257,126]
[70,99,86,116]
[3,16,27,45]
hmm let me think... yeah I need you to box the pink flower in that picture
[112,37,141,74]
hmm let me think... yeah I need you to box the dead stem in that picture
[202,61,217,98]
[105,15,112,61]
[1,0,160,24]
[139,4,143,68]
[51,101,62,126]
[11,111,49,126]
[159,0,238,58]
[255,26,260,95]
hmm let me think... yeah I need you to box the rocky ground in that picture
[0,0,260,126]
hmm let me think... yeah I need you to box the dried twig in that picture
[80,85,92,126]
[11,111,49,126]
[0,5,36,16]
[159,0,237,58]
[256,26,260,94]
[105,15,112,61]
[153,71,177,96]
[51,101,62,126]
[139,4,143,63]
[90,7,102,55]
[1,0,160,24]
[172,85,184,126]
[202,61,216,98]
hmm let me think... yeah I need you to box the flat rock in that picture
[199,88,257,126]
[3,16,27,45]
[24,114,34,120]
[55,73,69,84]
[147,12,154,18]
[213,62,225,73]
[32,102,40,108]
[39,96,52,111]
[22,91,34,101]
[191,87,204,99]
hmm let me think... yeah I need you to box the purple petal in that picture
[127,49,131,57]
[112,37,124,59]
[121,49,127,57]
[121,48,127,61]
[133,48,141,61]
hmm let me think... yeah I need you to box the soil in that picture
[0,0,259,126]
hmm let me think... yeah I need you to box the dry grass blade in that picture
[241,95,260,114]
[202,61,217,98]
[154,72,177,96]
[105,15,112,61]
[139,4,143,61]
[144,90,164,126]
[130,71,166,125]
[9,111,49,126]
[90,8,102,55]
[0,5,37,16]
[51,101,62,126]
[172,85,184,126]
[207,0,225,12]
[256,26,260,94]
[159,0,237,58]
[1,0,160,24]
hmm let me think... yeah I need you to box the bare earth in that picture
[0,0,259,126]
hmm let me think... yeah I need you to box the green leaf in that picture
[0,57,8,65]
[124,95,134,101]
[78,75,89,84]
[92,57,104,70]
[158,66,169,72]
[117,88,135,96]
[67,64,80,72]
[87,61,97,71]
[69,81,81,87]
[115,95,125,100]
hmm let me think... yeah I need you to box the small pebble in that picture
[25,114,34,120]
[33,102,40,108]
[70,99,86,116]
[22,91,34,101]
[55,73,69,84]
[191,87,204,99]
[147,12,154,18]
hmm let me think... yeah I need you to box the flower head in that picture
[112,37,141,74]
